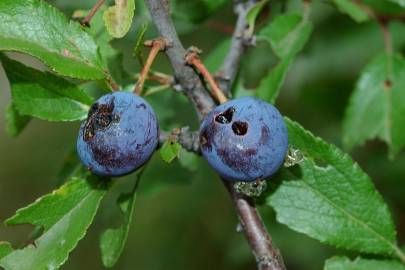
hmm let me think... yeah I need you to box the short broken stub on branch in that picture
[184,47,229,105]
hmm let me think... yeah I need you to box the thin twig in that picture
[133,71,173,85]
[185,49,229,104]
[144,1,285,269]
[81,0,106,27]
[134,38,167,95]
[143,84,170,96]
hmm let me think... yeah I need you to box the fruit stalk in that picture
[185,50,229,104]
[144,0,286,269]
[134,39,167,95]
[81,0,106,26]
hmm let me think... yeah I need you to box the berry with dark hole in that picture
[199,97,288,182]
[77,91,159,176]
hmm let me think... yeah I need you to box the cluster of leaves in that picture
[1,0,405,269]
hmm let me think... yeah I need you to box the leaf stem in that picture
[134,38,167,95]
[133,71,173,85]
[394,246,405,265]
[185,49,229,104]
[352,1,396,98]
[378,20,393,56]
[143,84,170,96]
[105,74,120,91]
[81,0,106,27]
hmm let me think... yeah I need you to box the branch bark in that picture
[144,1,286,269]
[159,127,200,154]
[217,0,257,96]
[224,181,286,270]
[143,0,215,119]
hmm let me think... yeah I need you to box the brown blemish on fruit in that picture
[84,98,116,141]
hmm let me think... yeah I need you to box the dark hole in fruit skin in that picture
[215,107,235,124]
[232,121,248,136]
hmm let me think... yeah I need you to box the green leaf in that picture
[325,256,405,270]
[100,178,139,267]
[0,177,108,270]
[255,58,291,104]
[0,0,106,80]
[258,14,312,59]
[342,53,405,158]
[1,55,93,121]
[133,22,149,58]
[246,0,268,35]
[233,77,255,98]
[332,0,369,22]
[365,0,405,13]
[269,118,401,256]
[5,103,31,137]
[0,242,13,260]
[160,140,182,163]
[171,0,228,23]
[256,14,312,103]
[204,38,231,71]
[386,0,405,8]
[103,0,135,38]
[85,6,129,86]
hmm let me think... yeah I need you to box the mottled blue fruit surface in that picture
[77,91,158,176]
[199,97,288,182]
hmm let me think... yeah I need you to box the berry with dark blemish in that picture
[77,91,159,177]
[199,97,288,182]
